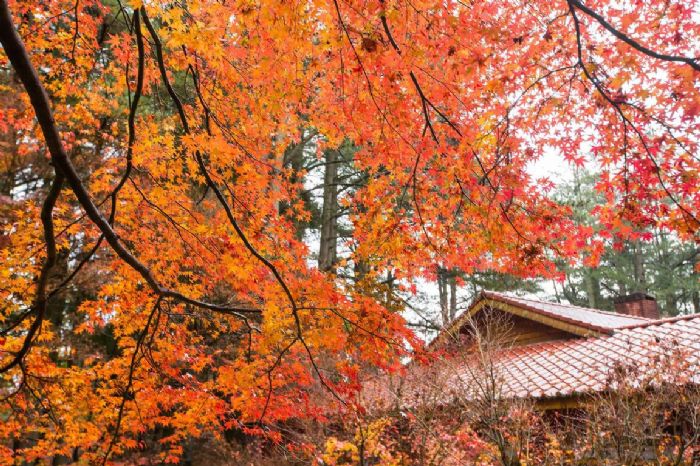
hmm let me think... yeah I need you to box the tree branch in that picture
[568,0,699,72]
[0,0,259,375]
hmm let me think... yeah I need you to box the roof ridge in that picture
[615,312,700,330]
[483,290,651,321]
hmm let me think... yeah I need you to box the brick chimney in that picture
[614,292,659,319]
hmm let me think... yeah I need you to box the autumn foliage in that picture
[0,0,699,462]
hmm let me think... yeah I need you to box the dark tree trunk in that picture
[584,270,601,308]
[632,240,646,292]
[318,149,338,272]
[438,266,458,326]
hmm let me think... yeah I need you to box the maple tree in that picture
[0,0,698,462]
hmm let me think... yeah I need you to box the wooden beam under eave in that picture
[431,295,609,350]
[535,394,588,411]
[484,300,607,338]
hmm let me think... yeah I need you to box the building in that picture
[377,291,700,411]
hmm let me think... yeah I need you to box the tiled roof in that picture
[481,291,650,331]
[466,315,700,400]
[370,295,700,408]
[430,291,652,349]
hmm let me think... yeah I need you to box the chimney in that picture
[614,293,659,319]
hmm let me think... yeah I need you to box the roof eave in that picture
[431,292,610,348]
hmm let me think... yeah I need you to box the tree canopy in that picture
[0,0,698,462]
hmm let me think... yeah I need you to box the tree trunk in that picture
[438,266,458,326]
[449,272,457,322]
[632,240,646,292]
[439,267,447,325]
[318,149,338,272]
[693,256,699,314]
[584,270,601,308]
